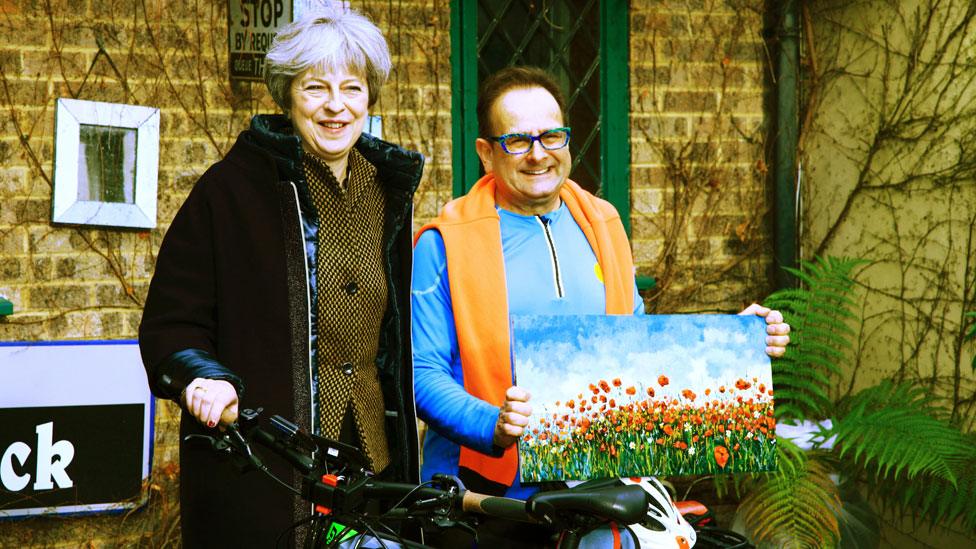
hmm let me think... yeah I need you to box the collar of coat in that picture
[240,114,424,197]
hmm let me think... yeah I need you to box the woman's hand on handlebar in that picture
[184,378,239,428]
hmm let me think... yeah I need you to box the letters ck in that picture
[1,422,75,491]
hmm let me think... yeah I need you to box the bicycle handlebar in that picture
[158,374,651,547]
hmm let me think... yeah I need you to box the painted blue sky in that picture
[512,314,772,411]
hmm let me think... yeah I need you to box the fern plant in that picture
[762,256,863,420]
[733,256,976,548]
[837,387,976,534]
[738,438,842,548]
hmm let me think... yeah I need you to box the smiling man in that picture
[412,66,643,503]
[410,66,788,545]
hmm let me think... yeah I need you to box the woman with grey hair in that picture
[140,7,422,547]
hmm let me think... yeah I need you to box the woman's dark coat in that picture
[139,115,423,547]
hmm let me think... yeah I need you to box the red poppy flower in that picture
[714,445,729,468]
[658,375,670,387]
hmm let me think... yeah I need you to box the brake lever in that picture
[184,433,223,450]
[408,494,453,511]
[183,424,263,471]
[224,423,263,468]
[429,515,478,539]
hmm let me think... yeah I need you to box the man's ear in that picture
[475,138,493,173]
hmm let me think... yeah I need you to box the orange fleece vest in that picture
[414,173,636,486]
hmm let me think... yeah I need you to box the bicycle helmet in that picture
[621,477,697,549]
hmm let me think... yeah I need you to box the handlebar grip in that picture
[461,492,535,523]
[217,407,240,427]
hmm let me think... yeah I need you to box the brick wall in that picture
[629,0,772,313]
[0,0,770,544]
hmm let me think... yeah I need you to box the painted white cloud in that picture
[514,314,772,413]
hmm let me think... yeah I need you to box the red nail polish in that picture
[207,420,215,428]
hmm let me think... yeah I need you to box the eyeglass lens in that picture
[502,129,569,153]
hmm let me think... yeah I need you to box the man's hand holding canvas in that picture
[493,386,532,448]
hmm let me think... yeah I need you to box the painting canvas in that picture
[513,314,776,483]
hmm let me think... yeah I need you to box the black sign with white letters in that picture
[0,404,144,510]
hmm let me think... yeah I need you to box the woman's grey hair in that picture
[264,7,391,110]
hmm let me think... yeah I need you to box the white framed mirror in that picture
[52,98,160,229]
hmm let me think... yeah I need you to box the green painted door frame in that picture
[450,0,631,235]
[601,0,630,234]
[450,0,480,198]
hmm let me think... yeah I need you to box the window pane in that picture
[477,0,601,193]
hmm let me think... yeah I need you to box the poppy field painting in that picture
[512,314,776,483]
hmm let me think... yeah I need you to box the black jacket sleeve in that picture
[139,169,243,402]
[149,348,245,401]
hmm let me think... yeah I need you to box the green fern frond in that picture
[764,256,865,421]
[772,367,833,392]
[769,375,831,416]
[772,376,830,396]
[786,344,846,370]
[833,381,975,486]
[802,302,859,326]
[871,446,976,534]
[739,440,842,548]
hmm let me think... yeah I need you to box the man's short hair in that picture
[477,66,568,137]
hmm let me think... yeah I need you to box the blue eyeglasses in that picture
[489,127,572,155]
